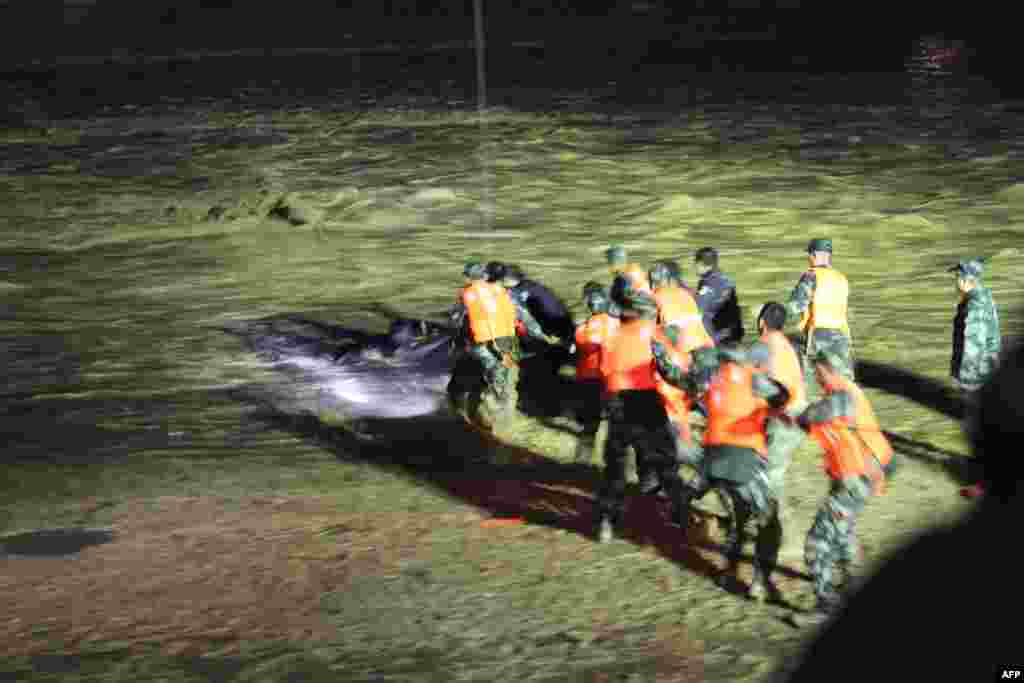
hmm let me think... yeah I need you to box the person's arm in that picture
[784,271,816,321]
[752,372,790,411]
[796,390,855,430]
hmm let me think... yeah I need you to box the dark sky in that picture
[1,1,1017,94]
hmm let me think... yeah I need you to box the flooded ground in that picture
[1,44,1022,681]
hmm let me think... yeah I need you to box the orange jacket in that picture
[575,313,620,381]
[704,362,770,456]
[809,375,892,490]
[600,318,658,394]
[461,281,517,344]
[618,263,652,295]
[759,330,807,412]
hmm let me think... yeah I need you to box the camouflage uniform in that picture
[797,386,894,610]
[785,239,855,390]
[447,263,549,428]
[652,345,790,597]
[950,259,1001,392]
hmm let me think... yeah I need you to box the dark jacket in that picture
[695,269,744,345]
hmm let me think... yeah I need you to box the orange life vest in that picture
[655,285,714,352]
[809,376,892,491]
[760,330,807,411]
[461,281,517,344]
[600,318,658,394]
[575,313,620,381]
[798,266,850,335]
[704,362,770,456]
[618,264,652,295]
[652,327,693,442]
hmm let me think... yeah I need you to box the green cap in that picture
[949,258,984,279]
[718,345,748,365]
[463,262,487,280]
[690,347,720,376]
[584,289,610,314]
[610,276,657,318]
[807,238,832,254]
[648,261,673,287]
[606,245,627,265]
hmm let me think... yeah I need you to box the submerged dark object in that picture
[0,528,115,557]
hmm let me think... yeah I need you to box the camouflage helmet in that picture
[605,245,627,265]
[649,261,673,288]
[485,261,507,282]
[463,262,487,280]
[584,287,610,314]
[807,238,832,254]
[611,277,658,319]
[949,258,985,279]
[582,280,605,296]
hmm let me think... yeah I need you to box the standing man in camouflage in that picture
[694,247,744,347]
[572,282,619,462]
[784,238,854,394]
[447,262,551,430]
[949,258,1001,498]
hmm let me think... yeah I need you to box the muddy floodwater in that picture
[1,45,1022,680]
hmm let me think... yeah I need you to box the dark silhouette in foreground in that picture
[779,341,1024,680]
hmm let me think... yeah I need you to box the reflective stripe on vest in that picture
[600,318,658,393]
[704,363,769,456]
[799,266,850,333]
[760,330,806,411]
[462,281,517,344]
[575,313,620,380]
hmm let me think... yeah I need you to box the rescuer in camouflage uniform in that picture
[792,353,896,623]
[950,258,1001,498]
[785,238,855,394]
[749,302,808,559]
[652,344,791,600]
[595,281,685,543]
[447,262,551,428]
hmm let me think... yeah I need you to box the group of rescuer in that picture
[446,237,1001,624]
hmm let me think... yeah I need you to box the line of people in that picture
[446,238,1001,624]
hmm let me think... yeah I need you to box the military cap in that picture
[584,288,611,314]
[582,280,606,296]
[463,262,487,280]
[949,259,984,279]
[694,247,718,266]
[807,238,832,253]
[610,278,657,318]
[485,261,507,282]
[717,345,748,365]
[649,261,673,287]
[605,245,627,264]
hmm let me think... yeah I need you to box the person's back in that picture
[512,277,575,341]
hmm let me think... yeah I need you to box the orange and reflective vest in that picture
[600,318,658,394]
[618,264,652,295]
[654,285,715,352]
[461,281,517,344]
[704,362,770,457]
[652,326,693,441]
[798,266,850,335]
[575,312,620,381]
[760,330,807,412]
[809,376,893,491]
